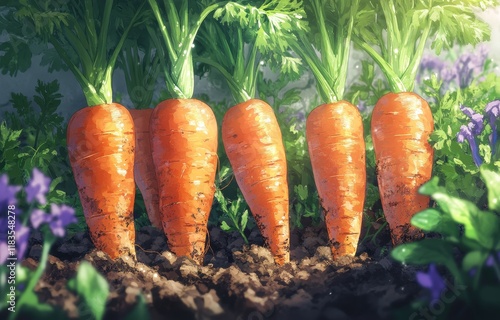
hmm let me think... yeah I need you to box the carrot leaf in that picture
[353,0,498,92]
[284,0,360,103]
[196,0,306,104]
[146,0,223,99]
[14,0,145,106]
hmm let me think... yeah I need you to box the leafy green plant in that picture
[214,188,250,243]
[67,261,109,320]
[417,48,500,206]
[391,166,500,318]
[1,80,66,181]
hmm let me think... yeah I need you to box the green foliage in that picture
[214,189,250,243]
[68,261,110,320]
[196,0,306,103]
[421,66,500,205]
[0,79,72,188]
[391,170,500,314]
[353,0,497,92]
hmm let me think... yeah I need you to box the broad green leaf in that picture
[67,261,109,320]
[410,208,459,238]
[419,176,443,195]
[462,250,489,272]
[430,190,500,248]
[480,166,500,212]
[391,239,456,267]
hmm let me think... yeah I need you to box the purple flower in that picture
[460,105,484,136]
[457,124,483,167]
[416,264,446,305]
[25,168,51,205]
[0,241,7,264]
[486,251,500,267]
[33,204,76,237]
[454,46,488,88]
[420,55,446,72]
[0,174,21,208]
[30,208,50,229]
[485,100,500,155]
[0,218,30,263]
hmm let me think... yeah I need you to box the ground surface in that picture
[18,222,423,320]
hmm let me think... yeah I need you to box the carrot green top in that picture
[288,0,360,103]
[146,0,226,100]
[16,0,144,106]
[195,0,306,104]
[353,0,498,93]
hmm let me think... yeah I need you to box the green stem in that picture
[148,0,222,99]
[11,235,55,320]
[196,56,251,103]
[352,35,407,92]
[289,37,337,103]
[401,23,432,92]
[49,38,103,106]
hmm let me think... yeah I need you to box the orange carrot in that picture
[371,92,434,245]
[222,99,290,265]
[150,98,218,264]
[67,103,136,259]
[306,101,366,258]
[129,109,162,230]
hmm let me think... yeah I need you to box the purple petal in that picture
[0,241,8,264]
[25,168,51,205]
[469,115,484,136]
[460,105,477,119]
[416,272,433,288]
[30,209,50,229]
[48,204,76,237]
[49,220,66,238]
[457,125,472,142]
[0,174,22,207]
[485,100,500,118]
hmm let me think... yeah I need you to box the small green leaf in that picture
[411,209,443,231]
[68,261,109,320]
[391,239,456,267]
[418,176,443,195]
[124,294,150,320]
[240,209,248,231]
[220,220,232,231]
[480,166,500,212]
[462,250,489,272]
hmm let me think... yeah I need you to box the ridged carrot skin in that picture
[150,99,218,264]
[371,92,434,245]
[222,99,290,265]
[67,103,136,259]
[306,101,366,258]
[129,109,162,230]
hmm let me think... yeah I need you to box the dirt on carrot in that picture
[67,103,136,259]
[371,92,434,245]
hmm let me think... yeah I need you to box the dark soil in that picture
[19,222,424,320]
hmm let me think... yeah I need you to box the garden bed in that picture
[21,224,420,320]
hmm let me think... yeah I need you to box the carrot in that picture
[67,103,136,259]
[129,109,161,230]
[222,99,290,265]
[371,92,434,244]
[150,99,218,264]
[306,101,366,258]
